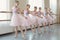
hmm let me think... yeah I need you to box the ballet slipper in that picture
[24,31,27,35]
[22,34,25,39]
[14,35,18,38]
[44,30,47,33]
[15,32,18,38]
[22,34,26,40]
[38,32,42,35]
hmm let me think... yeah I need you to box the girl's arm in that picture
[17,8,21,14]
[41,10,44,15]
[50,11,56,16]
[21,10,24,14]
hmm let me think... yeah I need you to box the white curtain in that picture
[50,0,57,23]
[50,0,57,14]
[28,0,44,11]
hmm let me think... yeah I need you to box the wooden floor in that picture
[0,24,60,40]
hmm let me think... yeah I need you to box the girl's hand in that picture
[25,17,27,19]
[45,16,47,19]
[41,17,43,18]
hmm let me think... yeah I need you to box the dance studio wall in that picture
[57,0,60,23]
[44,0,59,23]
[44,0,50,8]
[9,0,50,12]
[9,0,28,11]
[9,0,59,23]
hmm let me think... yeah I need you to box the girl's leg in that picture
[48,21,52,32]
[45,22,47,26]
[15,26,18,38]
[48,22,51,27]
[48,22,51,31]
[38,24,41,33]
[43,22,46,32]
[24,26,27,35]
[52,20,53,25]
[19,26,25,38]
[33,25,36,33]
[30,25,35,33]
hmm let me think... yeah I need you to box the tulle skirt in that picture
[35,15,47,26]
[46,14,53,23]
[29,14,37,25]
[36,16,43,26]
[10,13,22,26]
[21,15,31,27]
[52,15,56,21]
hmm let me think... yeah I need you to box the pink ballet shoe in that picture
[14,35,18,38]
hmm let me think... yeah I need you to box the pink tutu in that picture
[10,6,22,27]
[29,14,37,25]
[52,15,56,21]
[10,13,21,26]
[21,16,30,27]
[36,16,42,26]
[41,15,47,24]
[46,14,53,23]
[43,17,47,23]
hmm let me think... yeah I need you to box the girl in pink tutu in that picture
[37,7,47,32]
[10,1,24,38]
[46,8,53,25]
[45,8,54,30]
[23,4,35,35]
[48,8,56,24]
[30,6,38,33]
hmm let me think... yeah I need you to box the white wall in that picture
[57,0,60,23]
[44,0,50,8]
[10,0,28,11]
[28,0,44,11]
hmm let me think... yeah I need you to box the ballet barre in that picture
[0,11,12,13]
[0,11,12,21]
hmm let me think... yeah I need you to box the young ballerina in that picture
[23,4,35,35]
[10,1,20,37]
[45,8,56,32]
[38,7,47,32]
[37,7,48,32]
[44,8,54,32]
[10,1,24,38]
[37,7,45,33]
[30,6,38,33]
[48,8,56,24]
[46,8,53,26]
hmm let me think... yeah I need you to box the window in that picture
[0,0,10,11]
[0,13,11,20]
[28,0,44,11]
[50,0,57,14]
[0,0,11,20]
